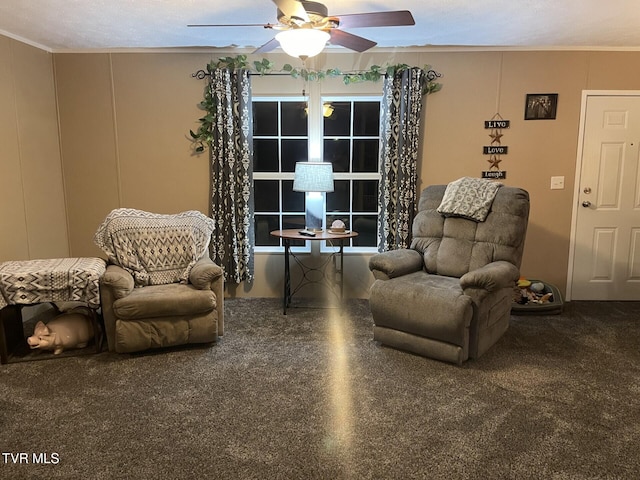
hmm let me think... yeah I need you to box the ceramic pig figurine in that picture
[27,311,94,355]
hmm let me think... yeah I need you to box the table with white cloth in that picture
[0,257,106,363]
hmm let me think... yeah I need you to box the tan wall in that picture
[7,37,640,298]
[53,48,640,298]
[53,51,379,299]
[419,50,640,293]
[0,36,68,262]
[419,50,590,293]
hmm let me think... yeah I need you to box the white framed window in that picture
[252,95,381,253]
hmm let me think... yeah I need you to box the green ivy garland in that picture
[190,55,442,153]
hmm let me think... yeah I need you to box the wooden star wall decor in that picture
[489,131,503,144]
[487,155,502,169]
[482,114,510,179]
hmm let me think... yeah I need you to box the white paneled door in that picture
[570,94,640,300]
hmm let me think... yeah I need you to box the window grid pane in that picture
[253,98,309,247]
[323,98,381,248]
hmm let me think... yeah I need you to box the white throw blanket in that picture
[437,177,503,222]
[94,209,215,286]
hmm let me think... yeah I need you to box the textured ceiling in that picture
[1,0,639,52]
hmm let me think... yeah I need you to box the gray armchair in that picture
[368,183,529,365]
[94,208,223,354]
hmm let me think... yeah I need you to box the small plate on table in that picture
[328,229,351,235]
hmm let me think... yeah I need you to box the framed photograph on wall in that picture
[524,93,558,120]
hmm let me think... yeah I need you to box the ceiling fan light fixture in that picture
[275,28,330,59]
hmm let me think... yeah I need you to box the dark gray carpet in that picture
[1,299,639,479]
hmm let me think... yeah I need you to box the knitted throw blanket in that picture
[437,177,503,222]
[94,209,215,287]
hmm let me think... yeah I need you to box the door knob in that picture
[582,201,592,208]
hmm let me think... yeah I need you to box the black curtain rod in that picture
[192,68,441,81]
[193,70,352,80]
[193,70,302,79]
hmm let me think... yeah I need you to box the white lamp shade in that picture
[293,162,334,192]
[276,29,330,59]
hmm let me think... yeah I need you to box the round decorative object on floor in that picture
[512,279,563,315]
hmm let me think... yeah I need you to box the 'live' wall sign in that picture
[484,120,510,129]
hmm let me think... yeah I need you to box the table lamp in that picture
[293,161,334,232]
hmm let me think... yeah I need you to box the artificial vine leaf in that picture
[253,58,274,75]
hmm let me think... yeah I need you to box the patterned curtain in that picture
[208,68,254,283]
[378,67,426,251]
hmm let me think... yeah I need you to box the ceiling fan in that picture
[188,0,415,59]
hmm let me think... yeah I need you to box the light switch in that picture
[550,176,565,190]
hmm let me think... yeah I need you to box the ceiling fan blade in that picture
[329,29,376,53]
[271,0,310,22]
[336,10,415,29]
[187,23,273,28]
[253,37,281,54]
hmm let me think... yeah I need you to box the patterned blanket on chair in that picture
[437,177,503,222]
[94,208,215,287]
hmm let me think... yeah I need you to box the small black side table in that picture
[270,229,359,314]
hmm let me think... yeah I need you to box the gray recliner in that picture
[368,183,529,365]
